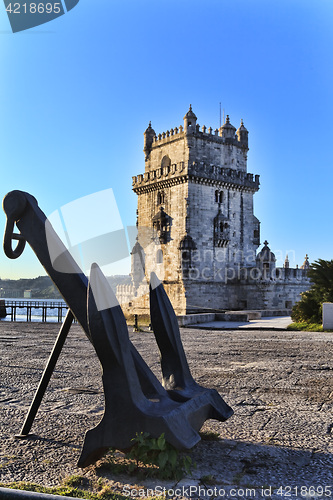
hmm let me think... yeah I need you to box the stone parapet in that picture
[133,162,259,193]
[151,122,247,150]
[152,127,185,147]
[188,163,259,192]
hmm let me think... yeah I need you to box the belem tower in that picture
[117,106,310,316]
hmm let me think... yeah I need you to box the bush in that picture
[291,259,333,324]
[127,432,193,480]
[291,290,321,323]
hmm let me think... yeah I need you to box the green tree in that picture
[292,259,333,323]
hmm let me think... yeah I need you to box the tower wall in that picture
[146,130,188,172]
[183,269,310,313]
[186,133,248,172]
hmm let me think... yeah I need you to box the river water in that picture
[1,298,67,323]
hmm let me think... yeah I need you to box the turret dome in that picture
[183,104,197,121]
[256,240,276,263]
[143,121,156,160]
[300,254,310,270]
[236,119,248,134]
[220,115,236,139]
[236,119,249,148]
[221,114,236,130]
[179,234,196,250]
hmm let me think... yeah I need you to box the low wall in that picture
[177,313,215,326]
[216,313,251,322]
[261,309,291,317]
[178,309,291,326]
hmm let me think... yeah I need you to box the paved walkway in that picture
[1,321,332,499]
[190,315,292,330]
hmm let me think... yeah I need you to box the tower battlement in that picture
[153,125,184,144]
[143,107,250,174]
[150,120,247,145]
[145,109,249,163]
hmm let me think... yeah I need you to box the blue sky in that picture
[0,0,332,279]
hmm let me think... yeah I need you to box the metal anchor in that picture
[2,190,233,467]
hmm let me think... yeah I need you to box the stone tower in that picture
[116,106,310,315]
[128,106,262,314]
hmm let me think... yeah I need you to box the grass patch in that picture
[95,450,158,478]
[287,321,324,332]
[0,477,126,500]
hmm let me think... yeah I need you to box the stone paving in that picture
[190,316,293,330]
[1,321,333,499]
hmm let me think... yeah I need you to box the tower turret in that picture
[131,239,145,288]
[300,254,310,270]
[143,121,156,160]
[220,115,236,140]
[237,119,249,149]
[183,105,197,134]
[256,240,276,278]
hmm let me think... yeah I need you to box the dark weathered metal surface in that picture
[3,190,233,467]
[3,191,90,336]
[150,272,233,419]
[15,310,74,438]
[78,264,198,466]
[0,300,6,318]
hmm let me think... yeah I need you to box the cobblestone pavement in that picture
[1,321,333,499]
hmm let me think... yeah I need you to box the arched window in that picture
[161,156,171,170]
[156,249,163,264]
[157,191,165,205]
[179,235,196,274]
[215,190,224,203]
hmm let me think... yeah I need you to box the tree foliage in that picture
[291,259,333,323]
